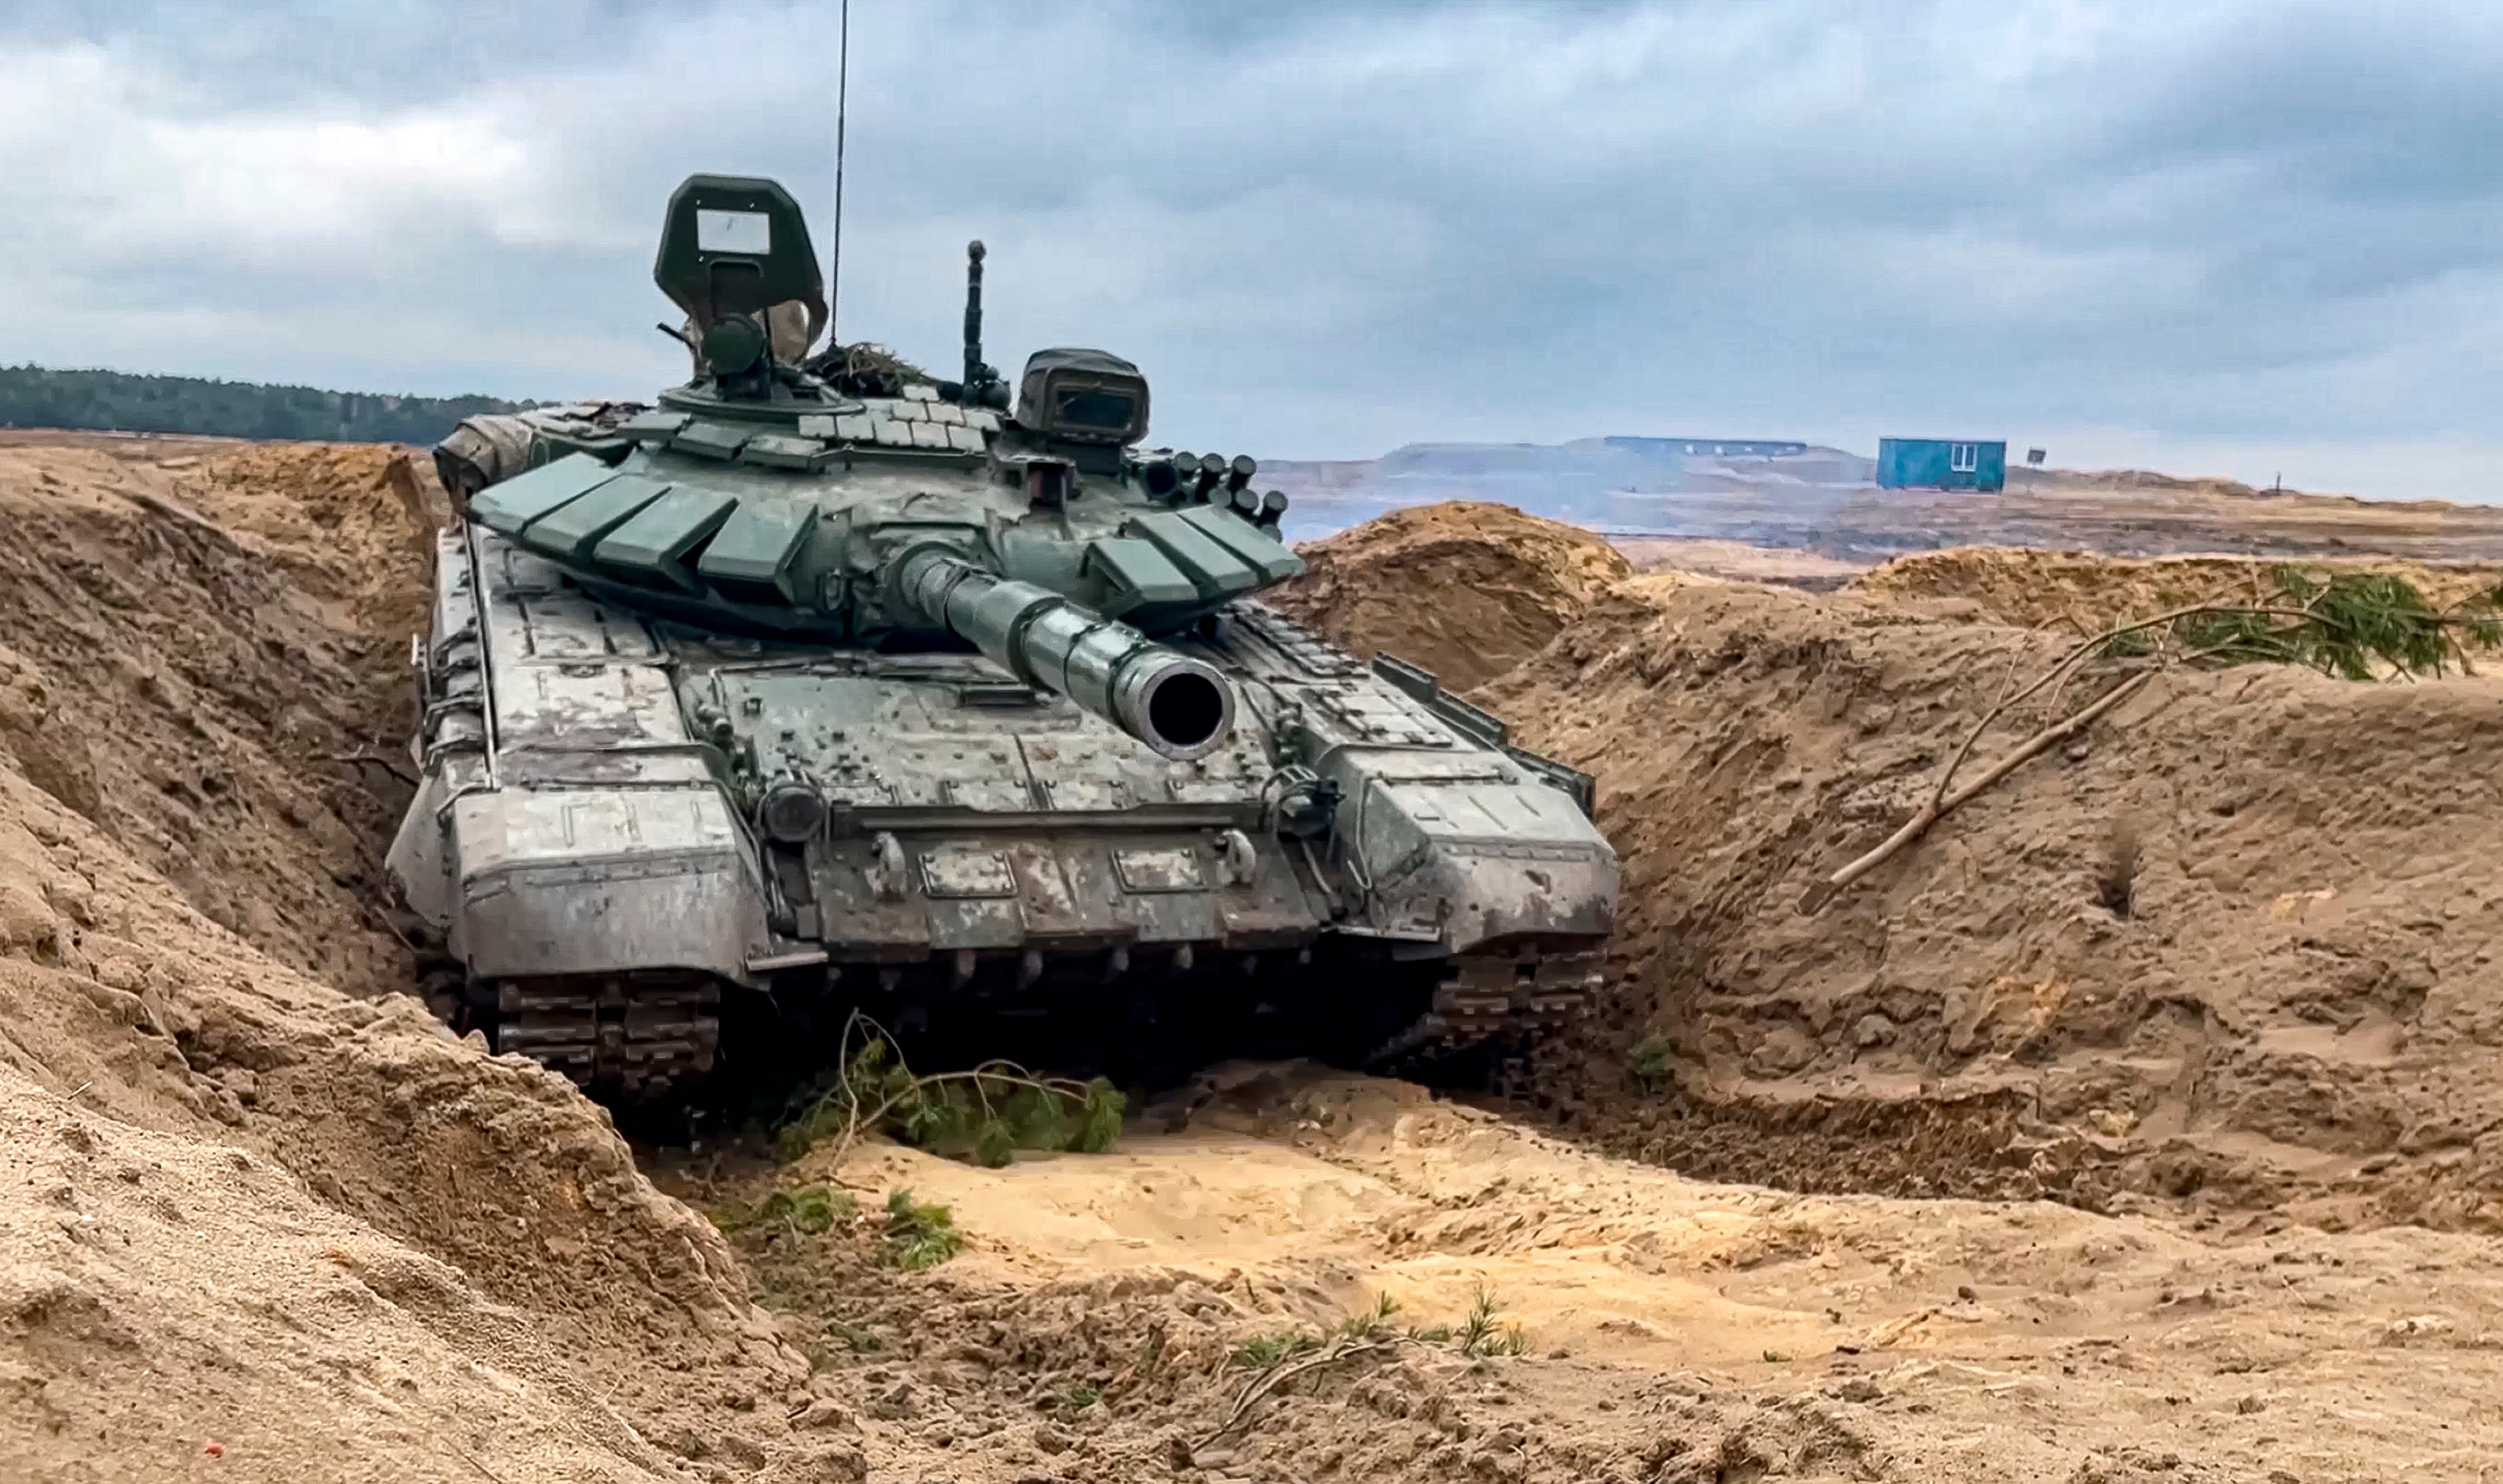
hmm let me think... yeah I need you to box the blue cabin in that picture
[1877,437,2005,492]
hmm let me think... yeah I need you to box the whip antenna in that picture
[828,0,850,349]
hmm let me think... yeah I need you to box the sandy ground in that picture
[1795,467,2503,564]
[1613,537,1868,589]
[7,446,2503,1481]
[673,1059,2503,1481]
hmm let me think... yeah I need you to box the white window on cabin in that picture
[1950,442,1979,473]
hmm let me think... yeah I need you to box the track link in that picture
[1366,947,1605,1069]
[488,974,721,1100]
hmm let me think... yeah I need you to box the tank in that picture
[386,174,1617,1101]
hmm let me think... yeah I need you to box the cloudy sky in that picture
[6,1,2501,497]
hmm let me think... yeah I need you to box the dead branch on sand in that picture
[1194,1336,1404,1451]
[1824,670,2153,896]
[322,747,419,787]
[1814,566,2503,905]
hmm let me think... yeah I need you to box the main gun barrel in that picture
[892,549,1235,760]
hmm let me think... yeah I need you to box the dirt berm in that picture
[1291,504,2503,1231]
[1266,501,1631,690]
[16,458,2503,1482]
[1855,545,2503,635]
[0,436,426,996]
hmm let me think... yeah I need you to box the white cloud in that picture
[4,0,2503,501]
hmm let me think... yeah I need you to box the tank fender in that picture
[444,787,770,983]
[385,772,458,935]
[1318,748,1617,954]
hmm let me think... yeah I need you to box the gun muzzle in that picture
[893,549,1234,760]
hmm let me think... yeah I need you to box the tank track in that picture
[1364,947,1606,1069]
[424,947,1593,1102]
[485,974,721,1100]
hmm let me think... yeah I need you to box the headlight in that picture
[758,777,827,844]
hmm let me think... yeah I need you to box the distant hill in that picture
[0,365,532,445]
[1265,435,1878,539]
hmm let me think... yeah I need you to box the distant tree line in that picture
[0,364,535,444]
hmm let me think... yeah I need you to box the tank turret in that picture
[386,172,1617,1106]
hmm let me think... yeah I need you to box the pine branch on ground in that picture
[880,1188,963,1271]
[776,1013,1125,1167]
[2143,565,2503,680]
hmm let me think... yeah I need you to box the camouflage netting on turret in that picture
[431,402,647,512]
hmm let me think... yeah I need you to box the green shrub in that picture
[708,1184,855,1236]
[1230,1330,1322,1369]
[1627,1033,1674,1090]
[1339,1291,1401,1339]
[881,1188,964,1270]
[1456,1284,1529,1358]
